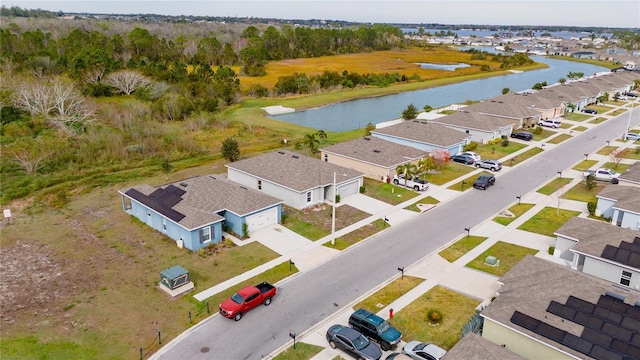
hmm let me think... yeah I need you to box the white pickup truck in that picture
[393,174,429,191]
[582,168,621,184]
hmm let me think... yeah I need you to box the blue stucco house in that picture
[119,175,283,251]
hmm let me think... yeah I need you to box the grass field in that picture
[466,241,538,276]
[354,276,424,313]
[536,177,572,195]
[324,219,387,250]
[438,236,488,263]
[493,203,535,226]
[363,178,420,205]
[518,207,581,237]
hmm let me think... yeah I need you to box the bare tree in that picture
[104,70,152,95]
[609,148,630,168]
[6,138,53,175]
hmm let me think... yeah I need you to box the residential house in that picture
[481,255,640,360]
[501,92,566,120]
[595,185,640,230]
[119,175,283,251]
[442,333,525,360]
[226,150,364,210]
[461,99,542,129]
[370,120,471,155]
[553,217,640,289]
[320,136,425,182]
[619,162,640,187]
[427,110,514,144]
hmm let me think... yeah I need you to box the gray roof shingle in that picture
[429,110,515,132]
[371,120,471,147]
[619,162,640,185]
[442,333,526,360]
[321,137,425,168]
[226,150,363,192]
[596,185,640,214]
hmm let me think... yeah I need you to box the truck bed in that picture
[256,282,275,294]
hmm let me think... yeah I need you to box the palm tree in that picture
[395,163,417,186]
[417,157,434,179]
[316,130,327,140]
[304,133,320,154]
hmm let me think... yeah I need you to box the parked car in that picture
[624,92,638,98]
[219,282,277,321]
[326,324,382,360]
[451,154,475,165]
[348,308,402,351]
[473,174,496,190]
[624,132,640,141]
[461,151,481,162]
[475,159,502,171]
[393,174,430,191]
[582,168,620,184]
[402,341,447,360]
[582,108,597,114]
[537,119,561,128]
[510,131,533,141]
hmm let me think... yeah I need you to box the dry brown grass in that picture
[238,47,500,90]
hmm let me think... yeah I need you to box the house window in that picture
[306,191,312,203]
[162,218,167,231]
[200,226,211,244]
[258,180,262,190]
[324,154,328,162]
[124,197,132,210]
[620,270,632,286]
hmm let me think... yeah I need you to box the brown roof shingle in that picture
[321,136,425,168]
[371,120,471,147]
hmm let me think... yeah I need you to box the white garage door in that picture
[245,207,278,233]
[338,180,359,198]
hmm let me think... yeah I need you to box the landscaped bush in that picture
[359,186,366,194]
[533,126,543,134]
[548,246,555,255]
[464,142,478,151]
[587,201,597,215]
[585,174,597,190]
[426,309,444,324]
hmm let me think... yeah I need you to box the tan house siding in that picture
[482,320,577,360]
[322,151,419,181]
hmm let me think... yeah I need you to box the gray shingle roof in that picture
[371,120,471,147]
[481,256,640,360]
[619,162,640,185]
[462,99,542,119]
[122,175,282,230]
[597,185,640,214]
[442,333,526,360]
[226,150,363,192]
[321,137,425,168]
[555,217,640,263]
[429,110,515,132]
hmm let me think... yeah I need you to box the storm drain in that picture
[200,347,210,353]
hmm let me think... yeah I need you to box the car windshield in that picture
[376,321,390,333]
[352,334,369,350]
[231,293,244,304]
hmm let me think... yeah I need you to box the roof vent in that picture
[373,150,381,153]
[292,155,299,159]
[180,182,188,187]
[239,186,247,190]
[278,151,285,154]
[364,137,370,140]
[605,291,625,301]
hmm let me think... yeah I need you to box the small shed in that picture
[160,265,190,290]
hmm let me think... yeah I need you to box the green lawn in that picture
[572,160,598,171]
[363,178,419,205]
[518,207,581,237]
[324,219,387,250]
[282,204,370,240]
[438,236,488,263]
[390,286,480,350]
[447,171,493,192]
[536,177,572,195]
[404,196,440,212]
[470,142,526,160]
[547,133,572,144]
[596,146,618,156]
[564,181,606,203]
[572,126,588,131]
[590,117,608,124]
[272,342,324,360]
[492,203,535,226]
[421,163,475,185]
[504,147,543,166]
[564,113,591,122]
[353,276,424,313]
[465,241,538,276]
[532,129,556,141]
[602,162,631,173]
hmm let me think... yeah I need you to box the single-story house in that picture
[461,99,542,129]
[442,332,525,360]
[226,150,364,210]
[618,161,640,188]
[595,185,640,230]
[119,175,283,251]
[370,120,471,155]
[481,255,640,360]
[320,136,425,182]
[501,92,566,120]
[428,110,514,144]
[553,217,640,290]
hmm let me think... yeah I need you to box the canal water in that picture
[269,55,609,131]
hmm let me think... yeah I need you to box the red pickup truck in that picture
[219,282,277,321]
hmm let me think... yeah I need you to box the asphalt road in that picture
[153,108,639,360]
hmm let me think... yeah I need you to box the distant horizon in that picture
[5,1,640,29]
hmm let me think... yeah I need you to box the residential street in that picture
[153,108,639,360]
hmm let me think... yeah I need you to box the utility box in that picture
[485,256,498,266]
[160,265,190,290]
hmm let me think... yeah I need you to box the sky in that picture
[5,0,640,28]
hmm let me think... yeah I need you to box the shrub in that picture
[242,222,250,238]
[427,309,443,324]
[533,126,543,134]
[335,194,341,203]
[587,201,597,215]
[501,138,509,147]
[464,142,478,151]
[585,174,597,190]
[461,310,484,336]
[359,186,366,194]
[548,246,555,255]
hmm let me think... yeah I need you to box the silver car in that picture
[624,132,640,141]
[475,159,502,171]
[402,341,447,360]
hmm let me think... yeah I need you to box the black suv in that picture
[348,308,402,351]
[510,131,533,141]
